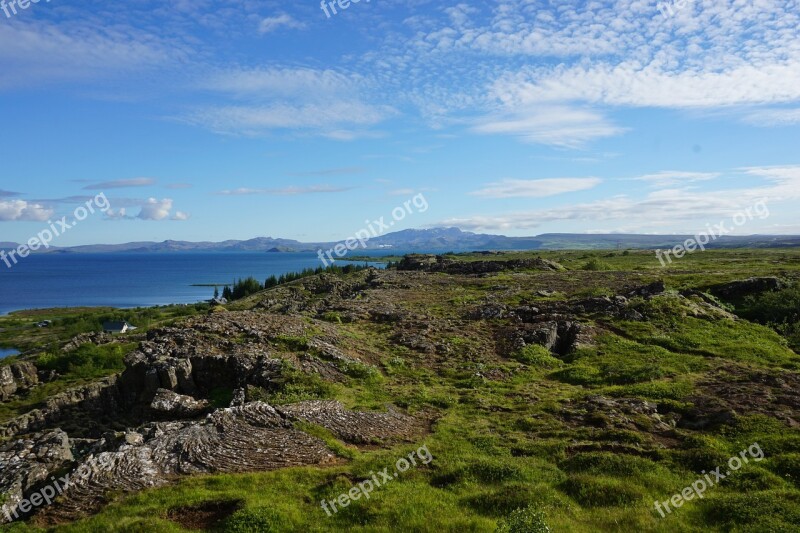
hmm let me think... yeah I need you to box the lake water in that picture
[0,348,20,359]
[0,252,391,315]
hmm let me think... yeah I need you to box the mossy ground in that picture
[3,248,800,532]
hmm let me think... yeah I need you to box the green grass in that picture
[3,248,800,531]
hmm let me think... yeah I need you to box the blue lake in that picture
[0,252,391,315]
[0,348,20,359]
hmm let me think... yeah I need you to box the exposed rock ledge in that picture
[1,400,422,525]
[0,361,39,402]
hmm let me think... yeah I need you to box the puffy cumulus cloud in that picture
[104,208,130,220]
[0,200,53,222]
[137,198,174,221]
[171,211,190,221]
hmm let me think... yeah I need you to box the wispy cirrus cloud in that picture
[437,165,800,232]
[215,185,355,196]
[742,108,800,127]
[0,19,182,89]
[287,167,366,177]
[470,178,602,199]
[187,67,395,139]
[632,171,721,188]
[83,178,156,190]
[472,106,624,148]
[184,101,395,138]
[258,14,306,34]
[377,0,800,147]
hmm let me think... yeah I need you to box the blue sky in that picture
[1,0,799,245]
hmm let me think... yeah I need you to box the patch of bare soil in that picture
[166,499,243,531]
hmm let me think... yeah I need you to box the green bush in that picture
[770,453,800,485]
[702,491,800,529]
[511,345,563,368]
[496,506,551,533]
[258,361,335,405]
[224,507,293,532]
[561,475,644,507]
[551,365,601,386]
[467,460,525,484]
[321,311,343,324]
[464,484,536,516]
[36,343,127,379]
[559,453,658,477]
[581,259,611,271]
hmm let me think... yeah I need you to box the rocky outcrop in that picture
[709,277,785,300]
[0,430,74,522]
[278,400,422,444]
[0,377,120,439]
[150,389,209,418]
[60,332,114,353]
[503,320,591,357]
[560,395,675,433]
[397,254,564,274]
[0,361,39,401]
[626,281,666,298]
[33,401,420,524]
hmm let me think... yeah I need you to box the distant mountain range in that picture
[2,228,800,254]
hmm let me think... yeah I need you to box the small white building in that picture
[102,321,137,334]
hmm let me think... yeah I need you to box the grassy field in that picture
[3,248,800,532]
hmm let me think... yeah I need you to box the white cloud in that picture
[489,62,800,110]
[379,0,800,146]
[203,67,357,97]
[137,198,174,221]
[632,171,721,188]
[188,67,394,138]
[185,101,395,137]
[216,185,355,196]
[0,200,53,222]
[84,178,156,190]
[471,178,602,199]
[437,165,800,232]
[743,108,800,127]
[105,208,129,220]
[258,14,306,34]
[472,105,624,148]
[171,211,190,221]
[0,20,180,89]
